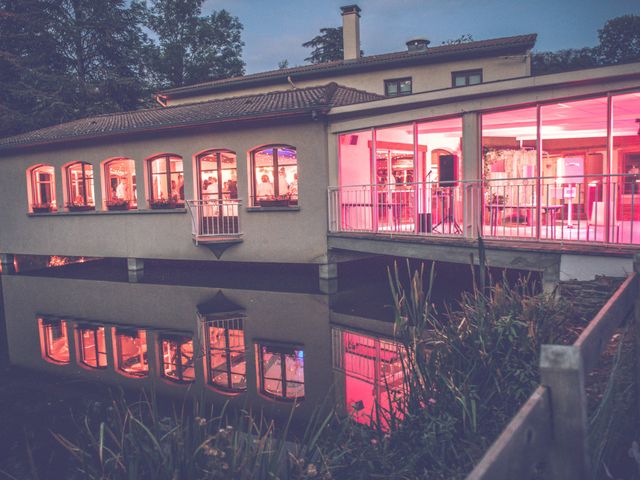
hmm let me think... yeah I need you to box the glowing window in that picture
[114,328,148,377]
[38,318,69,364]
[205,318,246,393]
[147,155,184,208]
[28,165,57,213]
[104,158,137,209]
[257,343,304,401]
[251,146,297,207]
[66,162,95,210]
[160,335,195,383]
[77,325,107,368]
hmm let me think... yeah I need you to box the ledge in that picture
[28,208,187,217]
[245,206,300,212]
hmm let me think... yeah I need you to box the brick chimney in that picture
[340,5,361,61]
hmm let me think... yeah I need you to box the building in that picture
[0,5,639,290]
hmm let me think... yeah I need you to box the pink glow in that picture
[161,336,195,383]
[38,318,70,364]
[78,325,107,369]
[206,319,246,393]
[114,328,148,377]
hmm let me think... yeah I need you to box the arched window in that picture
[104,158,137,210]
[160,334,195,382]
[38,318,69,364]
[29,165,57,213]
[257,343,305,401]
[205,318,246,393]
[197,150,237,201]
[147,155,184,208]
[66,162,95,211]
[114,327,148,377]
[251,146,297,207]
[77,324,107,368]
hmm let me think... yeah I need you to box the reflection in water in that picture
[258,344,305,400]
[114,328,149,377]
[38,317,70,364]
[161,335,195,383]
[333,327,405,426]
[77,324,107,368]
[206,318,247,393]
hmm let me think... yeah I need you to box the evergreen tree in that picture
[597,14,640,65]
[302,27,344,64]
[145,0,244,88]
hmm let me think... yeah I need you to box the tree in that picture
[597,14,640,65]
[145,0,244,88]
[531,47,599,75]
[303,27,344,64]
[278,59,289,69]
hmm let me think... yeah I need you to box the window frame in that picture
[257,342,305,401]
[77,324,107,369]
[204,317,246,393]
[38,317,70,364]
[29,164,57,213]
[451,69,483,88]
[384,77,412,97]
[250,145,298,208]
[114,327,148,378]
[104,158,137,210]
[159,334,195,383]
[65,161,95,210]
[146,154,184,208]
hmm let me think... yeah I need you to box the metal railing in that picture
[328,174,640,246]
[186,199,241,239]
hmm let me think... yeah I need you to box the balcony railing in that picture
[328,174,640,246]
[186,199,241,242]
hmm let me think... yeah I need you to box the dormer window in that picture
[384,77,412,97]
[452,69,482,87]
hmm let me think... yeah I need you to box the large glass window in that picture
[148,155,184,208]
[29,165,57,213]
[66,162,95,210]
[251,146,297,207]
[77,324,107,368]
[38,318,69,364]
[257,343,305,401]
[104,158,137,210]
[160,335,195,383]
[114,328,148,377]
[205,318,246,393]
[197,150,237,201]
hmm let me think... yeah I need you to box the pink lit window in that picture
[160,335,195,383]
[114,328,148,377]
[29,165,57,213]
[205,318,246,393]
[104,158,137,209]
[147,155,184,208]
[38,318,69,364]
[251,146,297,207]
[77,325,107,368]
[257,344,304,401]
[66,162,95,210]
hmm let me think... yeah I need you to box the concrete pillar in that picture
[542,261,560,295]
[55,167,65,211]
[127,257,144,272]
[462,112,482,238]
[319,258,338,294]
[319,278,338,295]
[0,254,15,274]
[92,161,103,210]
[134,157,148,209]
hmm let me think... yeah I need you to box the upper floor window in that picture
[29,165,57,213]
[384,77,412,97]
[452,69,482,87]
[114,328,148,377]
[105,158,137,210]
[147,155,184,209]
[205,318,246,393]
[77,324,107,369]
[257,343,305,401]
[38,318,69,364]
[160,334,195,383]
[251,146,298,207]
[66,162,95,211]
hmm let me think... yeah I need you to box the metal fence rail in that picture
[186,199,241,239]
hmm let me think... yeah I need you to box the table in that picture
[487,204,562,238]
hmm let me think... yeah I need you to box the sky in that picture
[202,0,640,74]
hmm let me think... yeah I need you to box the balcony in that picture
[186,199,242,246]
[328,174,640,246]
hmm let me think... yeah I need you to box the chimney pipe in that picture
[340,4,361,61]
[406,37,430,52]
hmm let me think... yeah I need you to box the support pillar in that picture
[0,254,15,274]
[319,259,338,295]
[542,261,560,295]
[462,112,482,239]
[134,157,148,210]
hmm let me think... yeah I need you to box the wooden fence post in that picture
[539,344,590,480]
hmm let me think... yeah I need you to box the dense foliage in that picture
[0,0,244,137]
[302,27,346,64]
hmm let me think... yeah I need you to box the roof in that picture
[0,83,384,153]
[160,34,537,99]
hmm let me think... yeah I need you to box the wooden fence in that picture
[467,257,640,480]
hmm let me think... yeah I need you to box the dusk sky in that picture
[204,0,640,74]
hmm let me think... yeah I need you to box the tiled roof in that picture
[160,34,537,98]
[0,83,384,153]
